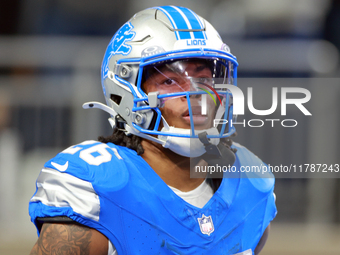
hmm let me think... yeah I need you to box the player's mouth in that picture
[181,107,208,125]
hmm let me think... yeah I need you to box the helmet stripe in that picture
[172,6,195,39]
[157,6,190,40]
[157,6,206,40]
[156,7,179,39]
[177,6,206,39]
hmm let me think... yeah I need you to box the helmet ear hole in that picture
[110,94,122,105]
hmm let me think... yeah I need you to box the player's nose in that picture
[179,79,201,101]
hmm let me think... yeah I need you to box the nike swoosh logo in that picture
[51,161,69,172]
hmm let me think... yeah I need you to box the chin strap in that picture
[201,142,236,165]
[196,132,236,179]
[198,131,236,166]
[198,132,222,157]
[201,143,236,179]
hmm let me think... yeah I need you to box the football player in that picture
[29,5,277,255]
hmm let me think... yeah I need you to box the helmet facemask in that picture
[132,57,236,157]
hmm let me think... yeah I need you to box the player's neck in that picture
[141,139,206,192]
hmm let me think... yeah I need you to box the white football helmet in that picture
[83,5,238,157]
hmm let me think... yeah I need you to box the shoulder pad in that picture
[44,140,130,191]
[233,142,275,193]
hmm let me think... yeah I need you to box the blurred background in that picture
[0,0,340,254]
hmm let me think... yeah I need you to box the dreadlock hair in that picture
[98,127,145,155]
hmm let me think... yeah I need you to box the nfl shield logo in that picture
[197,214,214,235]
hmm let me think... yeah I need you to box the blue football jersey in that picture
[29,140,277,255]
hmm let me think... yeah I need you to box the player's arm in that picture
[29,223,108,255]
[254,224,270,255]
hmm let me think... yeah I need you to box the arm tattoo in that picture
[30,224,93,255]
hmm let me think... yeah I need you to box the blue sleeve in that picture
[28,140,128,238]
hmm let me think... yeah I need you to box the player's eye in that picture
[162,78,177,86]
[198,77,208,83]
[196,77,213,86]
